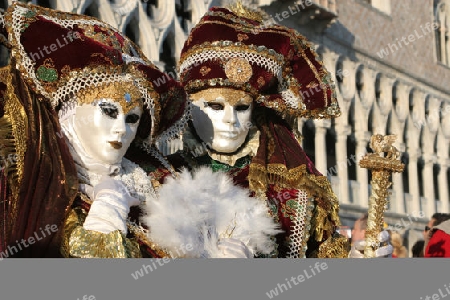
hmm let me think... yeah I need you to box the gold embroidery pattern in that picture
[257,76,265,88]
[199,66,211,76]
[306,81,319,89]
[281,200,299,221]
[237,33,249,41]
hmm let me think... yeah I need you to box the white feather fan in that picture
[141,166,281,258]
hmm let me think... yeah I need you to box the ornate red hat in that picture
[179,5,340,119]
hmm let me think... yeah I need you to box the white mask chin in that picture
[190,88,253,154]
[71,99,142,166]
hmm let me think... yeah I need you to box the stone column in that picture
[355,132,370,208]
[408,152,422,215]
[408,90,424,215]
[422,153,436,216]
[391,172,405,214]
[314,119,331,175]
[438,159,449,213]
[335,125,351,204]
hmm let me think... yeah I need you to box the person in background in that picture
[424,213,450,258]
[423,213,450,251]
[390,231,407,258]
[349,213,392,258]
[411,240,425,258]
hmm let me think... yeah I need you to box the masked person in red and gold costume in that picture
[144,3,391,258]
[140,3,345,258]
[0,2,190,258]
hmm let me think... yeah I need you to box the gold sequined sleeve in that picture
[61,207,142,258]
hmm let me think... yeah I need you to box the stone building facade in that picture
[263,0,450,253]
[1,0,449,255]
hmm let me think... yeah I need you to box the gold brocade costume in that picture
[62,205,142,258]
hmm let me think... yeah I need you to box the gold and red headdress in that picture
[3,2,189,147]
[179,5,340,119]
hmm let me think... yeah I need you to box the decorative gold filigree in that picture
[224,57,253,84]
[189,87,253,106]
[314,233,350,258]
[227,0,264,22]
[75,80,143,114]
[359,134,405,258]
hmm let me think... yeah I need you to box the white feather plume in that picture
[141,166,282,257]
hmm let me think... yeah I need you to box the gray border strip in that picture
[0,259,446,300]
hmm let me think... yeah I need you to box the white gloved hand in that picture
[216,238,253,258]
[82,176,140,234]
[349,230,393,258]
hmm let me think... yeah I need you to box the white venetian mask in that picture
[190,88,253,153]
[72,99,142,165]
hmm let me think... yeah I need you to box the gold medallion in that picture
[224,57,252,84]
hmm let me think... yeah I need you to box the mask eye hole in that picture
[99,102,119,119]
[235,105,250,111]
[125,113,140,124]
[206,102,224,111]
